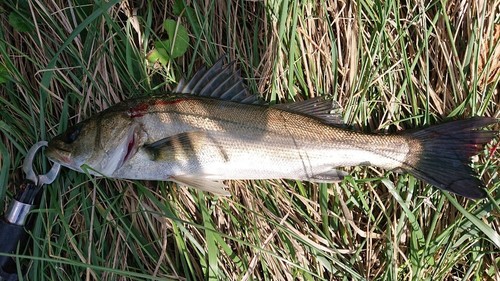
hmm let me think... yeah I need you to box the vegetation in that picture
[0,0,499,280]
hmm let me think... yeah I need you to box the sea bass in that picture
[46,58,498,199]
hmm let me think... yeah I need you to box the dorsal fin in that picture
[173,56,260,104]
[273,96,344,126]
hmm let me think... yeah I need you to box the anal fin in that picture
[305,169,348,183]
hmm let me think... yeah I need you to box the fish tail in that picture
[403,117,498,199]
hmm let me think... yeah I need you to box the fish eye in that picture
[63,125,82,144]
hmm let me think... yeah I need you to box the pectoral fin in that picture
[144,131,206,161]
[171,175,231,196]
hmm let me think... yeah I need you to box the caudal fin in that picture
[403,117,498,199]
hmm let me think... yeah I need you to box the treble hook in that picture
[22,141,61,186]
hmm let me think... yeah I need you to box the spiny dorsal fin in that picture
[273,96,344,126]
[173,56,260,104]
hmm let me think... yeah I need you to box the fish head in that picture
[47,111,144,176]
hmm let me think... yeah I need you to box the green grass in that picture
[1,0,499,280]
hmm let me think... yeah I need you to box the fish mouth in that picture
[45,143,72,165]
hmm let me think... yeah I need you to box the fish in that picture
[46,58,498,199]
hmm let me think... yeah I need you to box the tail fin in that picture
[403,117,498,199]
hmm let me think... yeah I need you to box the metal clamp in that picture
[22,141,60,186]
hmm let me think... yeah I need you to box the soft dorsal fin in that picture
[273,96,344,126]
[173,56,260,104]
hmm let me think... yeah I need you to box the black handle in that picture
[0,219,27,281]
[0,182,42,281]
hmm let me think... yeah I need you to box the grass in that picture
[1,0,499,280]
